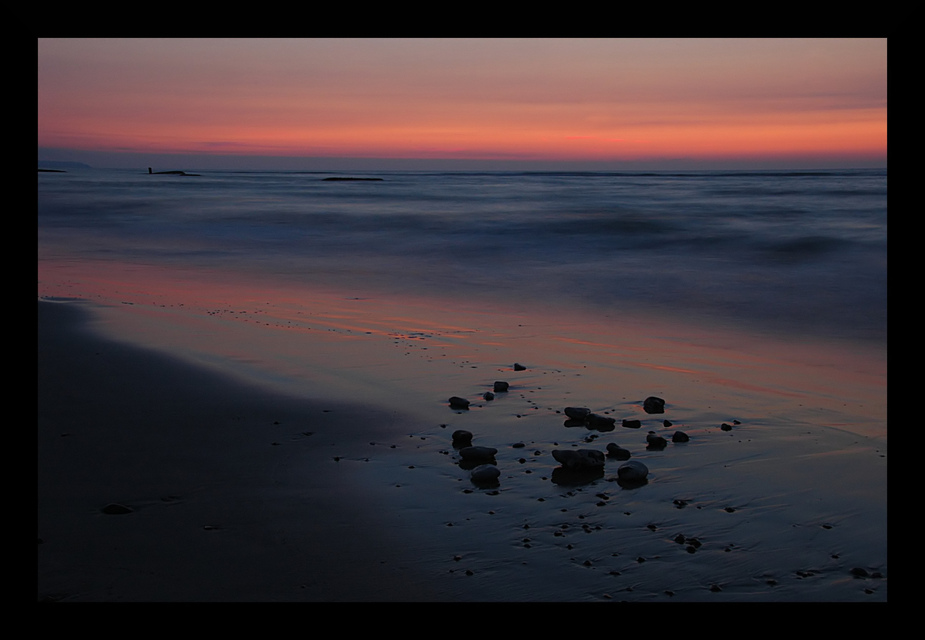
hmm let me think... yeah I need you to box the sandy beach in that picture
[38,260,887,602]
[38,299,462,602]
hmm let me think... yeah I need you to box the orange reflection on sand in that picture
[38,257,886,439]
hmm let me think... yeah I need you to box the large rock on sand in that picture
[564,407,591,420]
[606,442,632,460]
[552,449,605,470]
[459,445,498,462]
[643,396,666,414]
[448,396,470,410]
[470,464,501,484]
[617,460,649,482]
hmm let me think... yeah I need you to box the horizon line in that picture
[38,147,887,173]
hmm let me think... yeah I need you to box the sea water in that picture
[38,168,886,346]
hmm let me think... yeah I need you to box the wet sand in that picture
[38,300,464,602]
[38,262,887,602]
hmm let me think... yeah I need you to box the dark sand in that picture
[38,300,459,602]
[38,265,887,602]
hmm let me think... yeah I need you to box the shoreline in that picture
[38,264,887,601]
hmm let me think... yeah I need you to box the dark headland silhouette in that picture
[38,160,92,173]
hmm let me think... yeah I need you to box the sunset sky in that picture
[37,38,887,171]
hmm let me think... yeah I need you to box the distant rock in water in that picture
[322,177,384,181]
[147,167,200,176]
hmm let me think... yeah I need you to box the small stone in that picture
[483,391,495,401]
[459,445,498,461]
[646,431,668,449]
[493,381,510,392]
[451,430,473,446]
[587,414,617,430]
[605,442,631,460]
[617,460,649,482]
[448,396,470,409]
[671,431,690,443]
[622,419,642,429]
[470,464,501,483]
[564,407,591,420]
[513,363,527,371]
[721,422,733,431]
[643,396,665,414]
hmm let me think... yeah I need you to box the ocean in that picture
[38,167,887,346]
[37,167,888,601]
